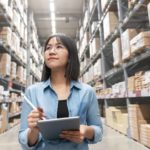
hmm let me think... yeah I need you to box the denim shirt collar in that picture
[42,79,81,91]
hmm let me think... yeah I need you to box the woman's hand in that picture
[27,107,45,146]
[28,107,44,130]
[59,125,89,143]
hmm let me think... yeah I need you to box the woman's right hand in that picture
[28,107,44,130]
[27,108,44,146]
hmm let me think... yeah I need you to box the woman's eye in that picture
[45,46,51,50]
[57,45,63,48]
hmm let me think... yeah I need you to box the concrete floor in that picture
[0,124,149,150]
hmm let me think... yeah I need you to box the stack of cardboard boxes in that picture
[140,124,150,148]
[128,104,150,141]
[106,106,128,135]
[0,53,11,77]
[0,104,8,133]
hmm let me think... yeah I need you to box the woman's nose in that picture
[49,47,56,54]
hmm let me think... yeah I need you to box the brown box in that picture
[128,104,150,141]
[140,124,150,147]
[0,27,12,46]
[16,66,24,83]
[112,38,122,66]
[130,31,150,53]
[10,61,17,80]
[121,29,138,60]
[0,53,11,77]
[128,76,135,91]
[0,107,8,133]
[103,11,118,40]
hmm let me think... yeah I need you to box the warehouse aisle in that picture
[0,123,149,150]
[89,125,149,150]
[0,125,21,150]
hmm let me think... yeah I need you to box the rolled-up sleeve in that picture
[18,86,42,149]
[86,87,103,144]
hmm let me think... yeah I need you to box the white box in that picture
[112,38,122,66]
[144,71,150,84]
[121,29,138,60]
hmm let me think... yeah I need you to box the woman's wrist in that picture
[27,128,39,146]
[81,125,94,140]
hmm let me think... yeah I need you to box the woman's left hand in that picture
[59,125,87,143]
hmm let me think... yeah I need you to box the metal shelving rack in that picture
[79,0,150,140]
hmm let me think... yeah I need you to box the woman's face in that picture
[44,37,69,71]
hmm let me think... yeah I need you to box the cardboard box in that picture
[16,66,24,83]
[128,76,135,91]
[130,31,150,53]
[140,124,150,147]
[103,11,118,40]
[144,71,150,84]
[0,27,12,46]
[10,61,17,80]
[0,53,11,77]
[129,104,150,141]
[0,105,8,133]
[121,29,138,60]
[112,38,122,66]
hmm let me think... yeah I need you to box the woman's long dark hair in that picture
[41,33,80,81]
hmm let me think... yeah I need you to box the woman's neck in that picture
[50,69,69,86]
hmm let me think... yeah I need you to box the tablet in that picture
[37,116,80,140]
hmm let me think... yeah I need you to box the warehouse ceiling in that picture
[28,0,84,45]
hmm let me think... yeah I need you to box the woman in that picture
[19,33,103,150]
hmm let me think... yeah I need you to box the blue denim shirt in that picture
[18,79,103,150]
